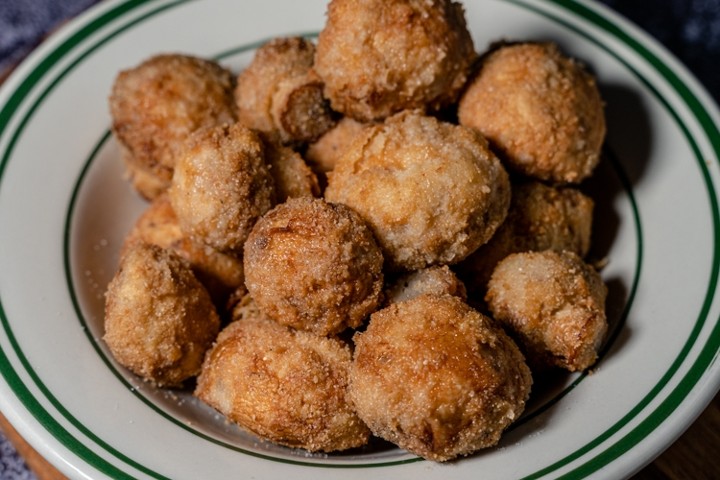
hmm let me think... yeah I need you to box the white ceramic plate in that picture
[1,0,719,478]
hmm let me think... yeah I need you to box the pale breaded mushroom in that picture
[384,265,467,305]
[325,111,511,271]
[169,122,276,254]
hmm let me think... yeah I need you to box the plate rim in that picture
[0,0,718,478]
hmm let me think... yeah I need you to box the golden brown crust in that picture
[243,197,384,335]
[458,42,606,183]
[236,37,335,144]
[122,194,244,306]
[384,265,467,305]
[314,0,476,121]
[305,116,369,176]
[349,294,532,461]
[485,250,608,372]
[194,309,370,452]
[168,122,276,254]
[262,136,320,201]
[109,54,237,199]
[457,180,594,300]
[103,243,220,387]
[325,111,510,271]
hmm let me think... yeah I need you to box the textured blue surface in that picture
[0,0,718,478]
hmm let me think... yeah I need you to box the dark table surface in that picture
[0,1,719,479]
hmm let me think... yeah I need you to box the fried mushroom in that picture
[457,180,594,301]
[195,304,370,452]
[109,54,237,199]
[349,294,532,462]
[458,42,606,183]
[485,250,608,372]
[121,193,244,306]
[243,197,384,336]
[314,0,476,121]
[104,243,220,387]
[169,122,276,254]
[384,265,466,305]
[325,111,510,271]
[236,37,335,144]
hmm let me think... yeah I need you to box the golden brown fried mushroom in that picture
[109,54,236,199]
[169,122,276,254]
[122,193,244,306]
[485,250,608,372]
[262,136,320,201]
[314,0,476,121]
[458,42,606,183]
[236,37,335,144]
[349,294,532,462]
[243,197,384,336]
[457,180,594,301]
[384,265,466,305]
[305,117,368,176]
[195,305,370,452]
[104,243,220,387]
[325,111,510,271]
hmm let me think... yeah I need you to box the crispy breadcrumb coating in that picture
[325,111,510,271]
[314,0,476,121]
[169,122,276,254]
[195,306,370,452]
[485,250,608,372]
[458,42,606,183]
[109,54,236,199]
[244,197,384,335]
[104,243,220,387]
[349,294,532,461]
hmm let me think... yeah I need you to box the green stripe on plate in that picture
[509,0,720,478]
[0,0,191,478]
[0,0,717,477]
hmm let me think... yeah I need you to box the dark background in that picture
[0,0,718,478]
[1,0,719,103]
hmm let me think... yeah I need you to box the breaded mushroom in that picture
[457,180,594,300]
[305,116,369,186]
[104,243,220,387]
[485,250,608,372]
[109,54,237,199]
[169,122,276,254]
[121,193,244,306]
[262,136,320,201]
[243,197,384,336]
[314,0,476,121]
[195,305,370,452]
[325,111,510,271]
[349,294,532,462]
[236,37,335,144]
[384,265,466,305]
[458,42,606,183]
